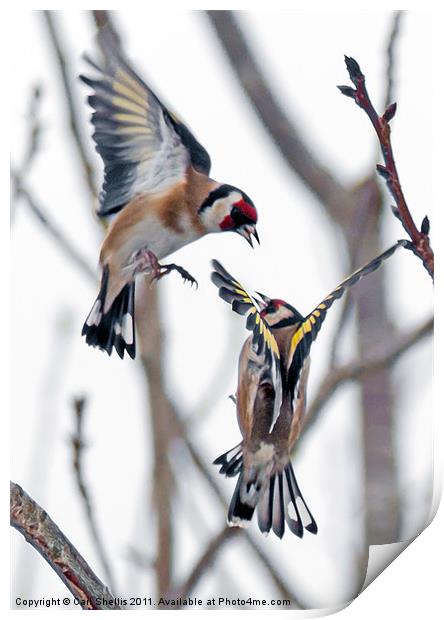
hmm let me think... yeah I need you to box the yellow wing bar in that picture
[211,260,280,362]
[287,241,406,399]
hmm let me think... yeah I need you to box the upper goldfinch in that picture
[81,29,259,359]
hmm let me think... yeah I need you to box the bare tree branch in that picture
[11,86,43,224]
[331,7,403,363]
[338,56,434,279]
[136,281,175,600]
[21,85,43,173]
[171,527,240,603]
[185,316,240,426]
[42,11,97,200]
[11,171,96,284]
[384,11,404,110]
[91,10,122,47]
[205,10,354,226]
[71,397,117,594]
[300,315,433,442]
[176,425,304,606]
[329,177,383,365]
[10,482,120,610]
[85,9,176,599]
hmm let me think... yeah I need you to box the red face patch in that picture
[220,214,235,231]
[233,199,257,223]
[260,299,285,318]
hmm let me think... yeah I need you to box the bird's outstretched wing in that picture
[286,240,406,403]
[211,259,282,429]
[81,27,211,217]
[211,260,280,366]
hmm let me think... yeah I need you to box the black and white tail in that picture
[214,445,318,539]
[82,266,136,359]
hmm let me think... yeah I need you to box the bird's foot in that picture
[132,250,198,287]
[128,249,158,277]
[156,262,198,288]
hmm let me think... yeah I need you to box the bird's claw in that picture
[130,250,197,288]
[162,263,198,289]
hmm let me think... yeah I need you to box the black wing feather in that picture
[81,27,211,217]
[287,241,406,401]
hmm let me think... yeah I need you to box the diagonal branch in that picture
[185,315,240,426]
[175,422,304,606]
[91,10,122,47]
[42,11,97,200]
[300,315,433,442]
[11,171,96,284]
[171,527,240,603]
[71,397,117,594]
[11,85,43,225]
[338,56,434,279]
[136,282,175,599]
[20,85,43,174]
[205,10,353,226]
[384,11,404,110]
[10,482,120,610]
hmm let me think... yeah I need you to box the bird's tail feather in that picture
[214,446,317,539]
[82,266,136,359]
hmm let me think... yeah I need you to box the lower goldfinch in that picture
[211,241,405,538]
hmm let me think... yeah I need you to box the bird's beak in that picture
[254,291,271,310]
[238,224,260,248]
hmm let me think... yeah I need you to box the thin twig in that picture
[10,482,120,610]
[172,527,240,603]
[332,8,403,366]
[169,451,242,598]
[338,56,434,280]
[177,427,304,606]
[166,409,298,601]
[21,85,43,172]
[11,171,96,283]
[384,11,404,110]
[71,397,117,594]
[185,316,240,426]
[92,10,122,47]
[205,10,354,227]
[300,315,433,442]
[11,86,44,224]
[42,11,97,199]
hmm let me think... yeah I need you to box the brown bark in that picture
[10,482,120,610]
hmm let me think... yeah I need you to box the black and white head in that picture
[256,294,303,329]
[199,184,259,247]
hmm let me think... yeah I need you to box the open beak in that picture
[254,291,271,310]
[238,224,260,248]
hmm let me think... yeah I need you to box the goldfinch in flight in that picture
[81,29,259,359]
[211,241,405,538]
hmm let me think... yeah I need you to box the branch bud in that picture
[421,216,430,235]
[391,205,401,221]
[337,85,356,98]
[382,102,397,122]
[376,164,390,179]
[344,55,363,83]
